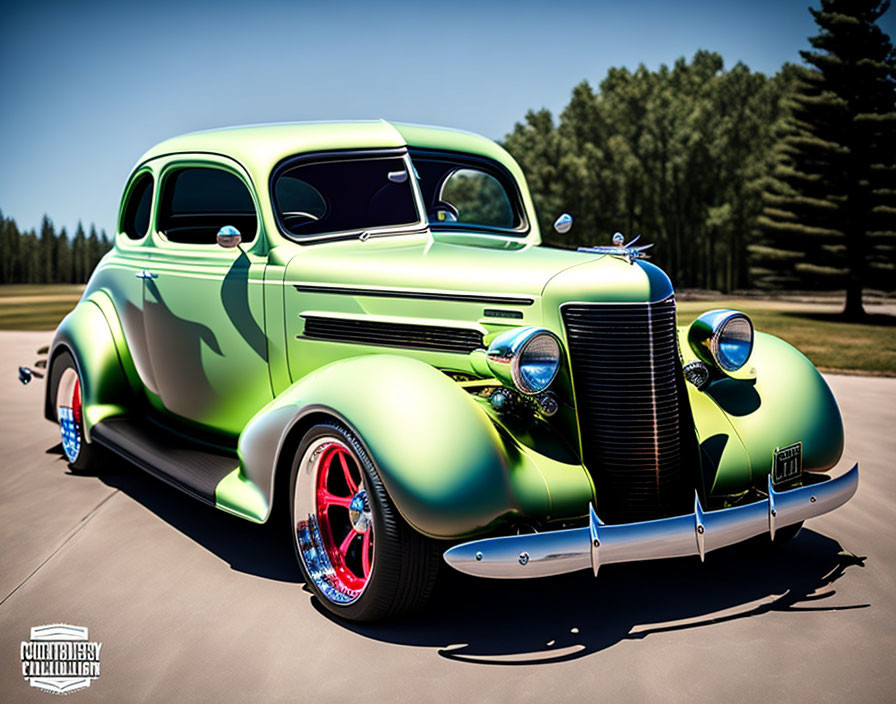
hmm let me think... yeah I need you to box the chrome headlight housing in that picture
[688,309,754,373]
[485,327,561,394]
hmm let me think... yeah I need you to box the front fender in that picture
[685,329,844,494]
[226,354,541,538]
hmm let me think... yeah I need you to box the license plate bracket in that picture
[773,442,802,485]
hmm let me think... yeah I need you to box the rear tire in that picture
[289,421,441,622]
[50,350,99,474]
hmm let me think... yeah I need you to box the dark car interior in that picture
[158,167,258,245]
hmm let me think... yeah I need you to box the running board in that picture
[91,417,238,505]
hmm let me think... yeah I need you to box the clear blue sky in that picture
[1,0,891,237]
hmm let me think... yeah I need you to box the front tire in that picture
[50,350,99,474]
[289,421,440,621]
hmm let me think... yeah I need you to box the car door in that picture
[141,157,273,437]
[105,167,160,399]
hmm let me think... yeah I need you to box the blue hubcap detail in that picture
[59,406,81,462]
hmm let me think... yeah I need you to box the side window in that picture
[121,173,154,240]
[273,156,420,237]
[410,153,525,233]
[275,176,327,229]
[440,168,514,229]
[158,167,257,245]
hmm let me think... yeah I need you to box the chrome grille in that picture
[562,299,696,523]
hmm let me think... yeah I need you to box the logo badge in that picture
[20,624,101,695]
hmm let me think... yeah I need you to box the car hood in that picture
[281,232,673,305]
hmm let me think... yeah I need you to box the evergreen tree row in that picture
[501,0,894,313]
[502,50,787,293]
[0,211,111,284]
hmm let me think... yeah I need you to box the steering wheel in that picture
[282,211,321,227]
[429,200,459,223]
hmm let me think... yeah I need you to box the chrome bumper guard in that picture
[443,464,858,579]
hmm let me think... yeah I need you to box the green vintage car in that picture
[44,120,858,621]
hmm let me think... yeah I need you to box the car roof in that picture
[134,120,523,181]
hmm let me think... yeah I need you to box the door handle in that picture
[136,269,158,280]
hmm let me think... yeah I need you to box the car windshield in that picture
[410,152,526,235]
[273,154,423,238]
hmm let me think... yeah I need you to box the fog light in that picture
[683,361,711,390]
[537,392,559,417]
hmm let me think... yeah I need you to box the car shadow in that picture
[331,530,867,665]
[76,443,866,663]
[93,452,302,584]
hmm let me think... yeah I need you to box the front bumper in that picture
[443,464,858,578]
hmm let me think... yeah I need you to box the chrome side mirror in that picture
[553,213,573,234]
[216,225,241,249]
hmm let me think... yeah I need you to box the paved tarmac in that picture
[1,331,894,703]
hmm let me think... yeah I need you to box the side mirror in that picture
[217,225,242,249]
[553,213,573,234]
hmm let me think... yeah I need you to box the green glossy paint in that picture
[45,121,847,538]
[216,467,268,523]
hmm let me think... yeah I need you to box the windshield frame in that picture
[270,148,429,244]
[409,148,530,238]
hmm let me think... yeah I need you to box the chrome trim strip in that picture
[293,283,535,306]
[558,295,675,308]
[443,464,858,579]
[299,310,488,334]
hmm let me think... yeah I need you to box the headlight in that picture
[485,327,561,394]
[688,309,754,373]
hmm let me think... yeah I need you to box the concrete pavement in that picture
[1,331,894,703]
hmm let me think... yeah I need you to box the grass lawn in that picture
[1,285,893,375]
[0,284,84,330]
[677,299,896,376]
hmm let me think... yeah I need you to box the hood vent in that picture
[301,315,483,354]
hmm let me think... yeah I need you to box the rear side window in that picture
[121,173,154,240]
[158,167,257,245]
[273,155,421,238]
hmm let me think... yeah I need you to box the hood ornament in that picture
[578,232,653,264]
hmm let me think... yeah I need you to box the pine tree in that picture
[24,229,40,283]
[87,224,101,280]
[39,215,56,284]
[56,227,72,284]
[756,0,896,317]
[0,210,15,283]
[72,221,87,283]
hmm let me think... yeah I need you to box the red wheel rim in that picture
[315,444,373,593]
[72,377,83,427]
[57,368,84,463]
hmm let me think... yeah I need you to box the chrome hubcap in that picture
[348,491,372,533]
